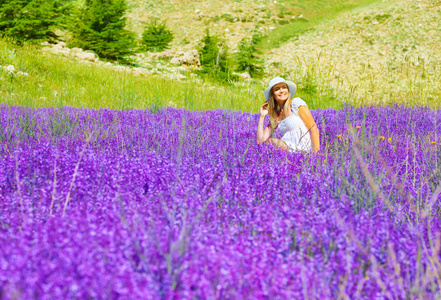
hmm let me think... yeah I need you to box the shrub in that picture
[52,0,76,30]
[69,0,135,60]
[221,13,236,22]
[0,0,57,45]
[141,19,174,52]
[235,33,263,78]
[198,29,236,82]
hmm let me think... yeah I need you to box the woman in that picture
[256,77,320,153]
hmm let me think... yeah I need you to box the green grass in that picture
[259,0,381,51]
[0,41,252,111]
[0,40,344,112]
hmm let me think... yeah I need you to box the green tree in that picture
[141,19,174,52]
[0,0,57,45]
[69,0,135,60]
[52,0,76,30]
[198,29,235,82]
[236,32,263,78]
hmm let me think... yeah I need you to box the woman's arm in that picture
[257,117,273,144]
[257,102,273,144]
[298,106,320,153]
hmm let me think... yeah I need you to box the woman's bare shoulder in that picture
[292,97,308,107]
[291,98,308,114]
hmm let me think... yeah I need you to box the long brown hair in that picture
[268,85,292,132]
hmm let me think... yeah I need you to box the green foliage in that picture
[141,19,174,52]
[199,29,219,69]
[52,0,76,30]
[0,0,57,45]
[48,108,80,138]
[221,13,236,22]
[18,108,38,140]
[198,29,236,83]
[374,13,391,23]
[69,0,135,60]
[236,33,263,78]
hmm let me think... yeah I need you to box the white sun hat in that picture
[264,77,297,101]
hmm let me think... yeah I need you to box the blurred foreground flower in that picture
[380,136,385,141]
[388,138,392,142]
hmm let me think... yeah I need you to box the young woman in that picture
[256,77,320,153]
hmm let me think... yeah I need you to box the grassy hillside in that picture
[1,0,440,110]
[0,40,345,111]
[123,0,440,108]
[125,0,380,51]
[0,41,250,112]
[264,0,441,107]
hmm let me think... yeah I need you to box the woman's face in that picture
[272,83,289,103]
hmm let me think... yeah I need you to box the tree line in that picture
[0,0,263,81]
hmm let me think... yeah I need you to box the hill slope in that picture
[264,0,441,106]
[125,0,378,51]
[124,0,441,107]
[1,0,440,109]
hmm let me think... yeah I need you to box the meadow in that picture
[0,39,346,112]
[266,0,441,109]
[126,0,381,51]
[1,104,440,298]
[2,36,439,113]
[1,0,441,297]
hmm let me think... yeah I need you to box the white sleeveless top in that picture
[277,97,313,152]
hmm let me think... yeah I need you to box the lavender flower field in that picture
[0,104,440,299]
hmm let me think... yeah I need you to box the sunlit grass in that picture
[0,40,345,111]
[0,41,255,111]
[0,38,438,111]
[258,0,380,50]
[267,50,441,110]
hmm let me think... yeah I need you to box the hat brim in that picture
[264,80,297,101]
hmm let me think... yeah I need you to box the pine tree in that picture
[52,0,76,30]
[69,0,135,60]
[0,0,57,45]
[236,33,263,78]
[199,29,220,73]
[199,29,235,82]
[141,19,174,52]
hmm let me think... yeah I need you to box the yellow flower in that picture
[337,134,342,139]
[380,136,385,141]
[356,126,361,129]
[388,138,392,142]
[432,141,437,145]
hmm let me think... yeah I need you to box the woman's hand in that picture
[257,102,273,144]
[260,102,269,118]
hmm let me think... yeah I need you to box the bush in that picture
[141,19,174,52]
[69,0,135,60]
[198,29,236,82]
[236,33,263,78]
[0,0,57,45]
[52,0,76,30]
